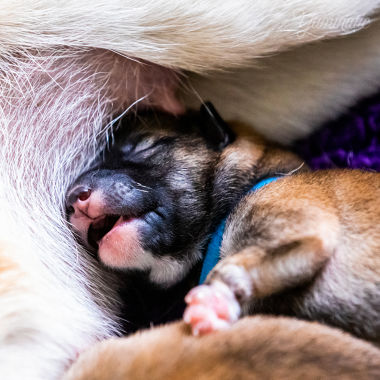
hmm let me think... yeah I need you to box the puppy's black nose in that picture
[66,186,93,215]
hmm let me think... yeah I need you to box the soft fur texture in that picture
[0,1,380,379]
[64,318,380,380]
[0,0,377,70]
[184,19,380,142]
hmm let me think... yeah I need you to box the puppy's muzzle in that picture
[66,171,159,248]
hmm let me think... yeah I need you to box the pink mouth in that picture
[87,214,137,249]
[98,216,136,245]
[96,215,144,268]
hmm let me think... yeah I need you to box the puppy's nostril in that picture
[78,189,92,201]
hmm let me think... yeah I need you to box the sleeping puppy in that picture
[66,104,380,341]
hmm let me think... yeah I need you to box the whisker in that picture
[275,162,305,176]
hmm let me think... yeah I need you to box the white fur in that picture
[184,19,380,142]
[0,1,379,379]
[0,0,377,71]
[147,251,203,287]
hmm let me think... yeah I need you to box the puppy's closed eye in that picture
[121,136,176,162]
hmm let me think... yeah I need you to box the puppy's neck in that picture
[211,122,307,221]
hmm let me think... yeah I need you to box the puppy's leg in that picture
[185,179,341,335]
[185,238,329,335]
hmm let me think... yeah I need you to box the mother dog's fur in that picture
[0,1,380,379]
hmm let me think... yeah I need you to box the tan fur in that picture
[187,123,380,342]
[65,317,380,380]
[64,120,380,379]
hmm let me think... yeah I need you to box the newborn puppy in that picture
[66,105,240,286]
[66,104,380,341]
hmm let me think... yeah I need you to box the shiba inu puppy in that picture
[67,104,380,341]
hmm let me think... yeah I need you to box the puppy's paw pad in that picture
[183,303,231,336]
[185,283,238,320]
[183,303,214,325]
[184,283,240,335]
[185,285,215,305]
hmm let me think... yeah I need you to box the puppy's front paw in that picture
[183,282,240,336]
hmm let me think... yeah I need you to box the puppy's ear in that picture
[200,102,235,151]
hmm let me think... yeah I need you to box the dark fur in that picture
[66,107,301,331]
[67,107,380,341]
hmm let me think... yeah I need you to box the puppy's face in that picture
[66,107,234,286]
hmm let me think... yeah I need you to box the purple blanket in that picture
[295,93,380,171]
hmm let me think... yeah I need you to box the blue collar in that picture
[199,176,280,284]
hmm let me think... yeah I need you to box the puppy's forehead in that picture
[120,112,202,139]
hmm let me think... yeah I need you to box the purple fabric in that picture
[295,93,380,171]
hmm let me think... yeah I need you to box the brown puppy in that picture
[64,316,380,380]
[184,150,380,341]
[184,130,380,340]
[66,105,380,341]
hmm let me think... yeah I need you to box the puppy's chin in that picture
[97,218,194,287]
[98,218,145,269]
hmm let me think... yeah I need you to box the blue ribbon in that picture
[199,176,280,284]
